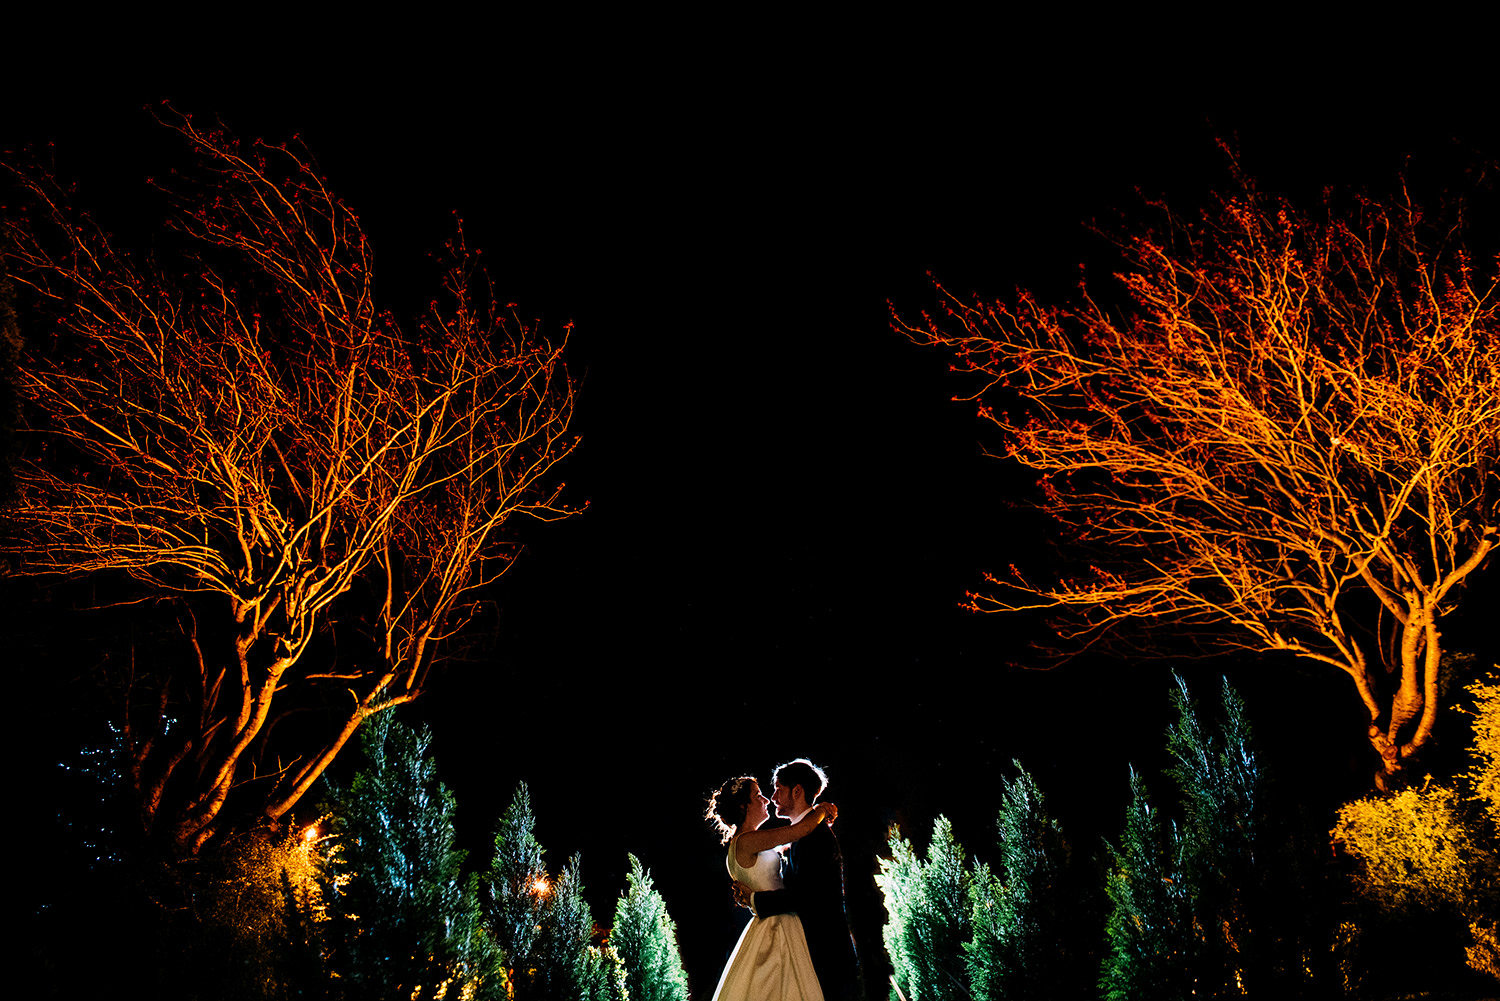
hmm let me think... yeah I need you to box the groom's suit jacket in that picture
[754,819,860,1001]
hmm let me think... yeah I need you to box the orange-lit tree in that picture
[894,157,1498,786]
[2,107,578,851]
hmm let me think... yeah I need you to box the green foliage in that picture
[1165,675,1263,989]
[1102,675,1328,999]
[532,854,617,1001]
[579,943,627,1001]
[43,715,640,1000]
[32,721,333,999]
[918,817,976,1001]
[611,854,689,1001]
[881,783,1088,1001]
[325,711,500,1000]
[1100,768,1196,1001]
[1167,676,1260,868]
[161,824,337,1001]
[966,865,1009,1000]
[877,816,975,1001]
[481,785,623,999]
[876,826,924,998]
[966,765,1083,1001]
[485,783,548,999]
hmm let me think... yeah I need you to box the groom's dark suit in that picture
[754,815,860,1001]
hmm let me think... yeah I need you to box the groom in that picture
[751,758,861,1001]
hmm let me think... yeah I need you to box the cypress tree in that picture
[966,764,1082,1001]
[1101,675,1328,999]
[876,827,924,999]
[481,785,628,999]
[573,948,621,1001]
[485,783,548,999]
[611,854,689,1001]
[1167,675,1261,994]
[325,711,499,1000]
[919,817,976,1001]
[578,943,626,1001]
[1099,767,1195,1001]
[533,853,616,1000]
[967,861,1009,1000]
[877,816,975,1001]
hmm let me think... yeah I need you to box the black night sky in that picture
[9,26,1498,996]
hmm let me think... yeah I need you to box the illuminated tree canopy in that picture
[895,155,1498,784]
[1,107,579,850]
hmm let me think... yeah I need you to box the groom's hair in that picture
[773,758,827,803]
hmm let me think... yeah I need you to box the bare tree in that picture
[2,106,579,850]
[895,154,1498,786]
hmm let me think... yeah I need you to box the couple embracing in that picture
[706,758,860,1001]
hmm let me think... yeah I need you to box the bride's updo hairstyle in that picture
[706,775,757,844]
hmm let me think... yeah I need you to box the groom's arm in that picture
[752,825,842,918]
[751,884,795,918]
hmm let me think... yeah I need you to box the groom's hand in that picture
[732,880,755,912]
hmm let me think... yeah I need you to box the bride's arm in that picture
[734,803,835,857]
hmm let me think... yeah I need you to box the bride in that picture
[706,775,836,1001]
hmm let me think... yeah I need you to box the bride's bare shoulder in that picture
[732,833,763,869]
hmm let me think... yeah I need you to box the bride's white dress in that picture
[711,836,825,1001]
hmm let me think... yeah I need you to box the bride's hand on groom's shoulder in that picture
[820,802,838,824]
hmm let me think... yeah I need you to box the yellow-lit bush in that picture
[1332,671,1500,983]
[180,822,337,999]
[1332,782,1477,912]
[197,823,334,945]
[1465,679,1499,827]
[1463,678,1500,982]
[1469,920,1500,982]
